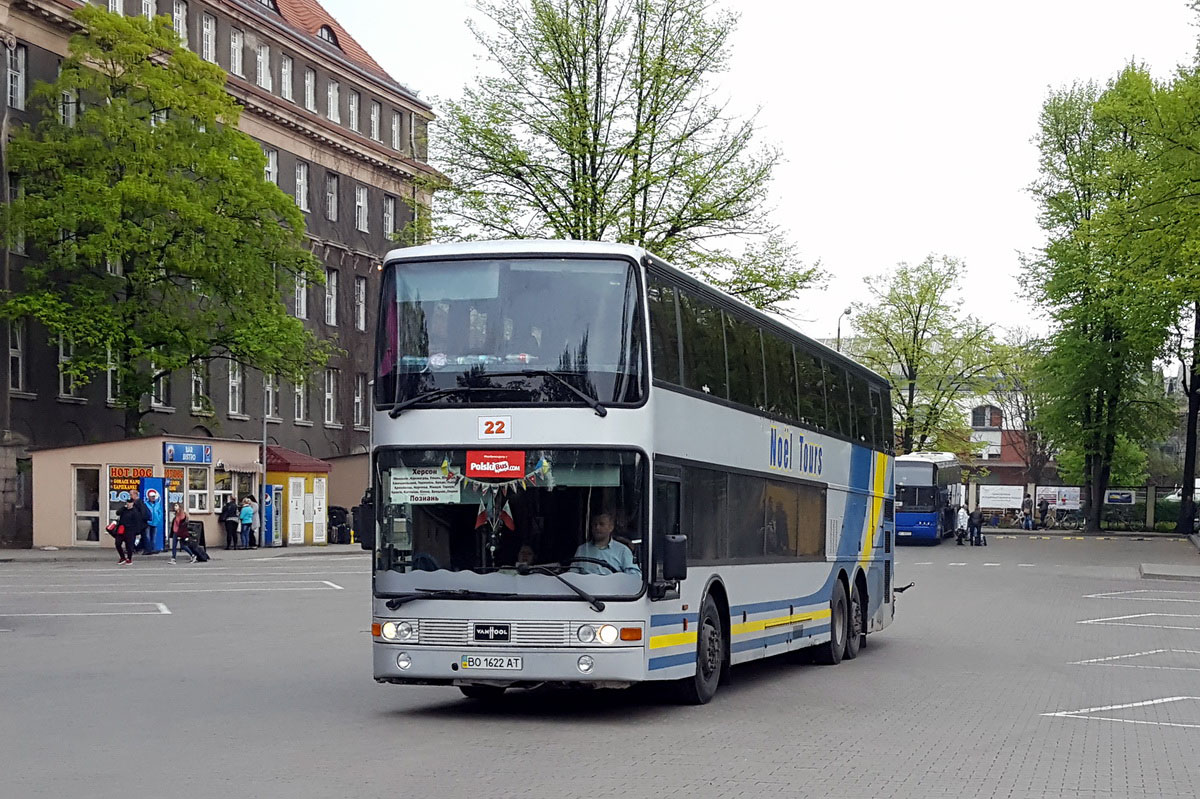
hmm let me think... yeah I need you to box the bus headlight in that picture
[577,655,594,673]
[396,652,412,670]
[381,622,398,640]
[597,624,619,645]
[577,625,596,643]
[380,621,417,641]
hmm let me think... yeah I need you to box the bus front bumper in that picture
[373,642,648,686]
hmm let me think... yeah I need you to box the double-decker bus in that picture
[360,240,895,704]
[894,452,962,543]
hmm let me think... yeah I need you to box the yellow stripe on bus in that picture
[648,631,698,649]
[730,608,831,637]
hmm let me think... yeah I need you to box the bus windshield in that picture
[374,448,646,599]
[896,485,938,513]
[375,257,646,408]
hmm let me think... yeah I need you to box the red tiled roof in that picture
[274,0,388,79]
[267,445,333,473]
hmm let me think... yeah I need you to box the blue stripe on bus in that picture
[731,624,832,654]
[650,613,698,628]
[730,595,823,616]
[649,651,697,670]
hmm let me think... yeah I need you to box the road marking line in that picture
[0,579,354,590]
[983,563,1000,566]
[2,568,365,580]
[322,581,344,590]
[948,563,966,566]
[0,585,344,596]
[0,602,173,617]
[1071,649,1200,671]
[913,562,933,566]
[1018,564,1037,567]
[1043,696,1200,728]
[1078,613,1200,631]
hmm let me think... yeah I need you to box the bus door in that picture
[652,465,681,600]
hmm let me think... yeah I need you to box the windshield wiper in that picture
[484,370,608,417]
[517,564,605,612]
[389,386,524,418]
[382,588,516,610]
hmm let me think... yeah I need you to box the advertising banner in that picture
[163,442,213,464]
[108,465,153,524]
[465,451,526,479]
[1105,490,1135,505]
[978,484,1025,509]
[164,467,185,506]
[1035,486,1081,510]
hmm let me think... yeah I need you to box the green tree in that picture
[1026,77,1175,531]
[0,8,331,435]
[848,255,999,455]
[1056,434,1149,487]
[428,0,820,312]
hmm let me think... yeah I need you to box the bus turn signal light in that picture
[372,623,381,638]
[619,627,642,641]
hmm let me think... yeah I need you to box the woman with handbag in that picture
[169,504,201,564]
[112,499,140,565]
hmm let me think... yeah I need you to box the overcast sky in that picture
[325,0,1198,340]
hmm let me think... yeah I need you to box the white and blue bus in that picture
[894,452,962,543]
[361,240,896,703]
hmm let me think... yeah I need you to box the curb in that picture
[985,530,1185,540]
[0,545,367,565]
[1190,533,1200,553]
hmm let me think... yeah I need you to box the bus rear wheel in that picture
[812,580,847,666]
[845,581,865,660]
[676,593,724,705]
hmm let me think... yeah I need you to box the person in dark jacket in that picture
[115,499,142,565]
[219,498,240,550]
[968,508,985,546]
[169,504,202,564]
[130,490,156,555]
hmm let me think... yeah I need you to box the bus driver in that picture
[572,512,641,576]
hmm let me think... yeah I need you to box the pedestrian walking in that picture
[1021,493,1034,531]
[130,490,156,555]
[168,503,202,564]
[219,498,239,550]
[247,494,260,549]
[968,507,985,546]
[113,498,142,565]
[955,505,969,546]
[1037,496,1050,529]
[239,497,254,550]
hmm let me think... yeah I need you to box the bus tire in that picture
[459,685,506,701]
[812,579,847,666]
[676,593,724,705]
[845,580,865,660]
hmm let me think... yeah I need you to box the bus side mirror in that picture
[354,503,375,551]
[663,535,687,582]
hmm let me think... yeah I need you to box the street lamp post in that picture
[836,307,852,352]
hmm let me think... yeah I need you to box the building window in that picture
[8,45,26,111]
[324,368,339,425]
[971,405,1002,429]
[190,364,210,413]
[294,378,309,422]
[327,79,340,122]
[109,0,124,15]
[143,0,155,21]
[369,101,381,140]
[256,44,272,91]
[325,173,338,222]
[383,194,396,235]
[173,1,188,49]
[264,148,278,184]
[294,274,307,320]
[354,372,367,427]
[60,88,78,127]
[58,336,77,398]
[295,161,310,211]
[304,68,316,111]
[106,348,120,404]
[325,268,339,326]
[317,25,338,46]
[187,466,209,513]
[8,320,25,393]
[280,54,293,101]
[348,90,360,132]
[229,361,244,416]
[151,353,171,408]
[214,471,254,513]
[230,29,244,76]
[201,13,216,62]
[354,276,367,331]
[355,185,369,232]
[391,111,401,150]
[264,373,281,418]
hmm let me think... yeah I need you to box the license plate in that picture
[460,655,523,670]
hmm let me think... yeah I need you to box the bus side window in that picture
[647,275,682,385]
[869,388,884,452]
[881,390,895,452]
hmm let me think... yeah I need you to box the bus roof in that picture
[896,452,960,466]
[381,238,888,388]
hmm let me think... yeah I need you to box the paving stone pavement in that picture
[1,538,1199,798]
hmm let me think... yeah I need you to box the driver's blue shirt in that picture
[573,540,640,576]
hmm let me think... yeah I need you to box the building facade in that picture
[0,0,438,546]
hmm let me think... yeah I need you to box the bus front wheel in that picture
[812,580,848,666]
[677,593,725,705]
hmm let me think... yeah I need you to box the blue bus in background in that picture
[895,453,962,543]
